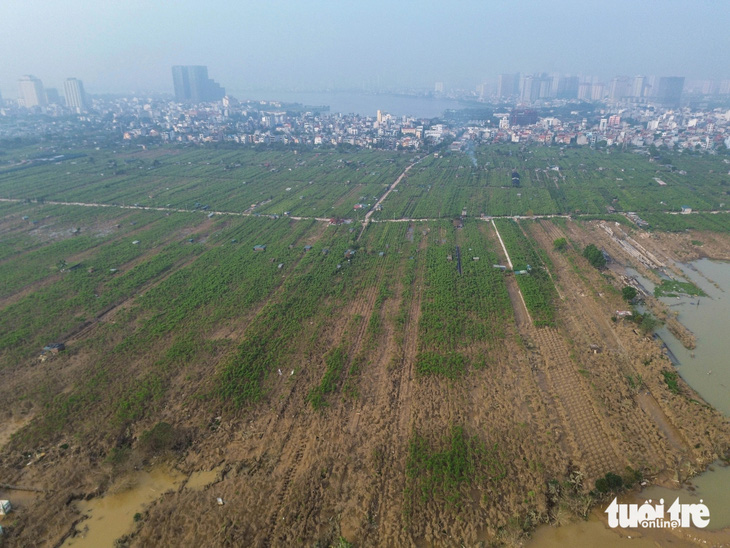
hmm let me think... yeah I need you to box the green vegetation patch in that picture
[405,426,505,510]
[622,286,638,302]
[553,237,568,251]
[415,351,467,378]
[308,345,348,410]
[662,370,681,394]
[582,243,606,269]
[415,221,512,375]
[654,279,706,298]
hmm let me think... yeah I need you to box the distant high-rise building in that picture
[520,75,542,103]
[577,82,592,102]
[18,75,46,108]
[520,75,533,102]
[656,77,685,107]
[519,74,553,102]
[556,76,579,99]
[434,81,444,94]
[172,66,225,103]
[698,80,717,95]
[64,78,88,112]
[609,76,631,101]
[644,75,659,97]
[631,76,646,98]
[497,73,520,99]
[476,83,486,100]
[538,76,553,99]
[590,83,606,101]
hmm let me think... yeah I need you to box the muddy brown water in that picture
[59,463,225,546]
[529,259,730,547]
[62,467,184,547]
[185,464,224,490]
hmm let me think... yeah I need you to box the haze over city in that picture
[1,0,729,97]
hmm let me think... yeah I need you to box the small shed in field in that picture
[253,244,266,252]
[0,500,11,515]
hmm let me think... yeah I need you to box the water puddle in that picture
[185,464,224,490]
[625,266,656,295]
[62,467,183,547]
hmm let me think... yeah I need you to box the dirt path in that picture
[357,158,422,240]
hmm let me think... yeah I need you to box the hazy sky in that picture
[1,0,728,97]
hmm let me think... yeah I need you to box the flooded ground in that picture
[657,259,730,416]
[642,462,730,530]
[62,467,184,547]
[59,463,228,546]
[529,509,664,548]
[529,259,730,547]
[0,489,40,530]
[185,464,224,490]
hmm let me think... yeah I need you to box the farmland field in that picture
[0,148,411,220]
[1,144,730,547]
[372,145,730,220]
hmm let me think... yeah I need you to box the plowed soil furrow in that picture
[370,237,426,547]
[343,253,390,367]
[256,246,397,546]
[261,435,308,548]
[531,327,621,479]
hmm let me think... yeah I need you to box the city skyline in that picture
[5,69,727,108]
[1,0,729,97]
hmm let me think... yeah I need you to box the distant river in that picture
[227,90,472,118]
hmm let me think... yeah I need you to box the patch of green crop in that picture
[654,280,706,298]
